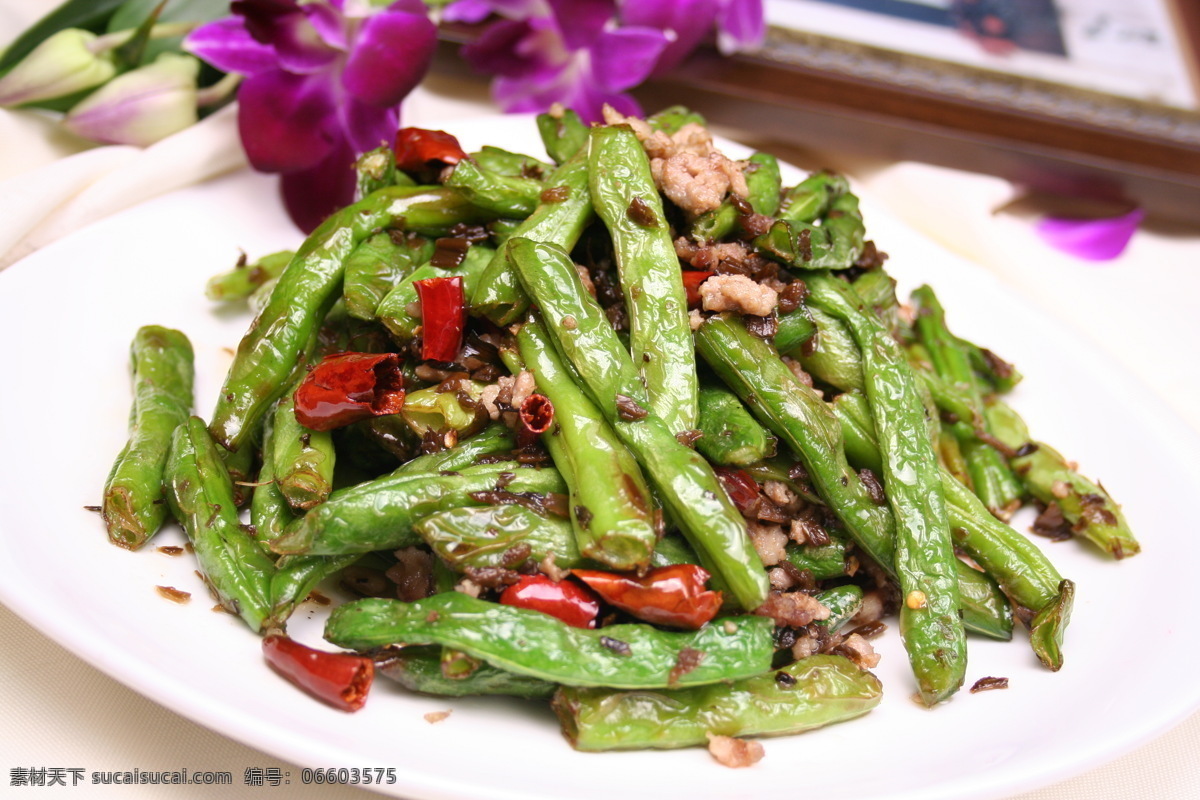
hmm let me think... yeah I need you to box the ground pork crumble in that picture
[706,733,765,768]
[602,106,748,216]
[699,274,778,317]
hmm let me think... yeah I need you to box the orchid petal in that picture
[238,68,336,172]
[546,0,615,49]
[184,17,279,76]
[337,96,400,155]
[281,140,359,232]
[304,1,348,50]
[341,9,437,107]
[233,0,340,74]
[716,0,763,53]
[443,0,493,23]
[463,19,563,80]
[1035,208,1144,261]
[590,26,668,91]
[622,0,718,73]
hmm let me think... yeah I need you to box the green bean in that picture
[272,383,335,511]
[589,124,698,433]
[271,462,566,556]
[805,273,965,705]
[552,654,881,751]
[415,504,581,572]
[377,645,556,698]
[779,171,849,223]
[755,192,865,270]
[443,158,543,217]
[210,186,498,452]
[469,145,553,180]
[536,106,588,164]
[774,308,818,357]
[205,251,293,303]
[813,585,864,631]
[646,105,706,134]
[165,417,274,632]
[354,145,397,201]
[470,149,593,326]
[399,381,490,438]
[698,317,1008,639]
[325,593,776,688]
[695,382,777,466]
[691,152,782,241]
[793,305,866,391]
[986,402,1139,559]
[833,390,1030,646]
[267,554,360,628]
[515,318,658,570]
[393,422,515,474]
[508,237,768,611]
[103,325,194,550]
[343,231,433,321]
[912,285,1022,517]
[695,315,893,575]
[940,475,1073,669]
[785,539,852,581]
[376,243,495,343]
[249,410,293,552]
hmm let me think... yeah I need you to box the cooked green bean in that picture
[589,124,698,434]
[553,654,881,751]
[695,381,778,466]
[165,417,274,632]
[508,237,768,610]
[325,593,776,688]
[343,231,433,321]
[377,645,556,698]
[103,325,194,550]
[515,318,658,570]
[805,272,965,705]
[414,504,581,572]
[210,186,498,452]
[272,382,335,511]
[272,462,566,556]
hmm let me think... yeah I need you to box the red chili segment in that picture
[572,564,723,630]
[394,128,468,174]
[294,352,405,431]
[714,466,760,513]
[499,575,600,629]
[681,271,715,307]
[415,276,465,363]
[519,393,554,434]
[262,635,374,712]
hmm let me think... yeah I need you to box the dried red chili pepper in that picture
[414,276,465,363]
[519,394,554,434]
[572,564,723,630]
[714,466,759,513]
[262,635,374,712]
[293,352,405,431]
[499,575,600,629]
[394,127,467,175]
[680,271,714,307]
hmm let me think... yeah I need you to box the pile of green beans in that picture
[100,107,1138,755]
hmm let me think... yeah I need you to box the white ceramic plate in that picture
[1,116,1198,800]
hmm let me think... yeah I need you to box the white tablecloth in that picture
[2,3,1198,797]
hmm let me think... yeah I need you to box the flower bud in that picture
[63,53,200,147]
[0,29,117,106]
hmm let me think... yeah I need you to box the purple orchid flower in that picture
[186,0,437,231]
[1035,208,1144,262]
[455,0,670,122]
[451,0,762,120]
